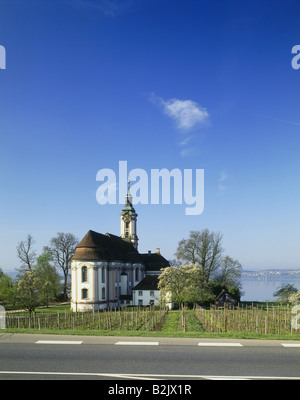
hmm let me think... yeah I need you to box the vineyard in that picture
[195,304,299,335]
[4,304,300,337]
[5,307,168,332]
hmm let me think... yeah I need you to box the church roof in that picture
[140,252,170,272]
[133,275,159,291]
[72,230,143,263]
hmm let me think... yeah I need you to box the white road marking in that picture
[35,340,83,345]
[0,371,153,380]
[0,371,299,380]
[198,342,243,347]
[115,341,159,346]
[281,343,300,348]
[208,377,250,380]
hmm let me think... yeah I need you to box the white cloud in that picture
[179,136,193,146]
[160,97,209,131]
[71,0,136,17]
[149,94,209,157]
[180,148,195,158]
[255,114,300,127]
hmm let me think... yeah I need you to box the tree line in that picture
[0,233,78,314]
[0,228,243,312]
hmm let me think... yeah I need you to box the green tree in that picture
[34,253,62,307]
[16,270,41,314]
[273,284,298,303]
[198,281,216,305]
[0,272,16,307]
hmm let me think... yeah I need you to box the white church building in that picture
[71,182,169,312]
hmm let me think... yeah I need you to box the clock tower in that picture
[120,181,138,249]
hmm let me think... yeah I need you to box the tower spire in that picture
[125,180,133,206]
[120,180,138,249]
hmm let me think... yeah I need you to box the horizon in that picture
[3,263,300,277]
[1,0,300,273]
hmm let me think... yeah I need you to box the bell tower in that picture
[120,180,138,249]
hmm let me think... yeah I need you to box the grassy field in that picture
[3,303,300,340]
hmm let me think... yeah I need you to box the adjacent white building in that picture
[132,275,160,307]
[71,182,169,312]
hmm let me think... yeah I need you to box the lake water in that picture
[240,277,300,302]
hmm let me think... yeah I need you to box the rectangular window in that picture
[150,291,154,297]
[102,267,105,283]
[138,291,143,296]
[82,289,88,300]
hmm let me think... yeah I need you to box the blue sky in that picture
[1,0,300,272]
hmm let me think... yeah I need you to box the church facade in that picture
[70,182,169,312]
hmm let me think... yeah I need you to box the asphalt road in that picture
[0,333,300,381]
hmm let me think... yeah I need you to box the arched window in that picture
[81,266,88,283]
[82,288,88,300]
[125,222,130,237]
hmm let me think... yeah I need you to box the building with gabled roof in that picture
[141,249,170,274]
[71,182,169,311]
[214,289,237,307]
[132,275,160,307]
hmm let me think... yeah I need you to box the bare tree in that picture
[45,233,78,301]
[17,234,36,272]
[175,229,223,283]
[215,256,242,288]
